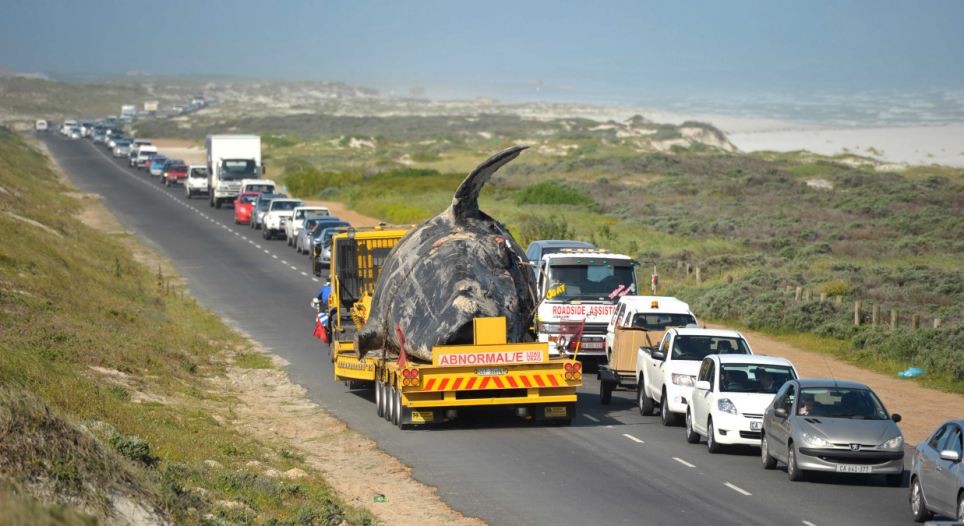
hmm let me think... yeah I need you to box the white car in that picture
[261,198,304,240]
[686,354,798,452]
[184,165,209,199]
[636,327,753,425]
[130,145,157,168]
[285,206,330,247]
[35,119,48,132]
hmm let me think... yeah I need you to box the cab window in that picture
[928,425,949,449]
[698,359,711,382]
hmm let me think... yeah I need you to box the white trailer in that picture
[205,135,262,209]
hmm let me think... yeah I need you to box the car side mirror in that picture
[939,450,961,462]
[891,413,901,423]
[695,380,711,391]
[774,407,788,418]
[651,350,665,361]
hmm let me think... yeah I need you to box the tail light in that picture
[402,368,420,386]
[564,361,582,381]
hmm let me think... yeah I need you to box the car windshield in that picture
[672,335,750,360]
[152,158,167,165]
[631,313,696,330]
[190,168,207,178]
[220,160,258,180]
[311,222,348,237]
[244,184,274,193]
[545,263,636,301]
[720,364,795,394]
[257,199,274,211]
[798,387,889,420]
[168,165,187,172]
[240,195,258,204]
[270,201,302,211]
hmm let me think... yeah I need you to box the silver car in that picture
[910,419,964,522]
[760,379,904,485]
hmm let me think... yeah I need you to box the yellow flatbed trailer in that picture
[327,229,582,428]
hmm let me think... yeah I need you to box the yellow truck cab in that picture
[327,227,581,429]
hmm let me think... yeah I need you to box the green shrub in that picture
[514,181,594,207]
[517,215,575,247]
[108,433,154,465]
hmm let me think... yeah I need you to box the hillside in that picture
[0,128,372,525]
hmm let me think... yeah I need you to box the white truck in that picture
[534,249,637,359]
[285,206,330,247]
[635,327,753,426]
[261,198,304,240]
[239,178,276,195]
[206,135,262,209]
[597,296,697,404]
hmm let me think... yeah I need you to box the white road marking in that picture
[724,482,752,496]
[272,255,278,259]
[672,457,696,468]
[255,244,261,249]
[300,271,308,276]
[311,277,319,282]
[584,414,600,422]
[281,260,288,265]
[801,522,817,526]
[290,266,297,271]
[263,249,270,254]
[622,434,644,444]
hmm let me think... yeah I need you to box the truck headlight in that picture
[879,436,903,450]
[671,374,695,387]
[801,432,832,448]
[717,398,738,415]
[538,323,560,333]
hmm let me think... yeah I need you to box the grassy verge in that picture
[0,128,372,525]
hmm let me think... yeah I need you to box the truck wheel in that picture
[390,386,400,426]
[262,228,270,240]
[209,197,214,207]
[706,418,722,453]
[638,379,654,416]
[599,380,614,405]
[660,389,678,426]
[375,382,384,418]
[685,410,700,444]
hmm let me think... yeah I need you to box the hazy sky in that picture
[3,0,963,101]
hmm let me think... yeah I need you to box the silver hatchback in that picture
[909,419,964,522]
[760,378,904,485]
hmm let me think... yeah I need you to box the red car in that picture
[234,192,261,224]
[162,163,189,187]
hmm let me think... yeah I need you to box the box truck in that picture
[205,135,262,209]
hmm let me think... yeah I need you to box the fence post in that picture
[933,318,942,329]
[819,292,827,302]
[794,286,803,302]
[854,301,862,326]
[890,309,898,330]
[912,314,920,330]
[695,267,702,285]
[835,295,842,305]
[677,260,683,274]
[872,304,880,326]
[804,289,813,302]
[785,284,792,295]
[686,263,692,277]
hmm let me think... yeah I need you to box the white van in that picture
[60,120,78,136]
[239,178,276,195]
[35,120,48,132]
[132,145,158,168]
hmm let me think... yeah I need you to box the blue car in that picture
[147,156,169,177]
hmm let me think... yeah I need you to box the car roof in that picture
[671,327,743,338]
[269,198,303,204]
[527,240,595,250]
[617,295,692,313]
[713,354,794,367]
[257,193,287,199]
[794,378,870,390]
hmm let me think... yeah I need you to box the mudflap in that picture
[534,402,576,422]
[598,365,618,384]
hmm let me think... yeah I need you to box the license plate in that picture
[544,406,568,417]
[835,464,872,473]
[411,411,434,423]
[476,368,507,376]
[750,421,762,431]
[579,341,603,349]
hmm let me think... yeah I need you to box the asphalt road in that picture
[43,133,918,526]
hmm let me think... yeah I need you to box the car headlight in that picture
[671,374,695,387]
[717,398,738,415]
[801,432,832,448]
[879,436,903,450]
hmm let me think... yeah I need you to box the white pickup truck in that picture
[635,327,752,425]
[261,198,304,240]
[285,206,330,247]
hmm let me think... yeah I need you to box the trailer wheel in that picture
[599,380,614,405]
[375,382,385,418]
[390,385,400,426]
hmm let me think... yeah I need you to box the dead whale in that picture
[356,145,536,361]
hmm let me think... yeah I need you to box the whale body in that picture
[356,146,536,361]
